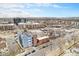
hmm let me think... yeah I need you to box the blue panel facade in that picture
[18,32,32,48]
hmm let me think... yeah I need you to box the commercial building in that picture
[0,24,15,31]
[18,22,46,29]
[33,36,49,46]
[17,31,33,48]
[28,29,49,46]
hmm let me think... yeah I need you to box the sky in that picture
[0,3,79,17]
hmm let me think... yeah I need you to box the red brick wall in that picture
[33,38,49,46]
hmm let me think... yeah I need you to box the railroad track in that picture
[59,40,79,56]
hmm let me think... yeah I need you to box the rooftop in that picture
[37,36,49,40]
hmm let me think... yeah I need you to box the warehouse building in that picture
[28,29,49,46]
[33,36,49,46]
[0,24,15,31]
[18,22,46,29]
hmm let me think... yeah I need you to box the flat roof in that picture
[19,22,40,25]
[0,24,14,26]
[37,36,49,40]
[29,29,42,33]
[29,29,47,38]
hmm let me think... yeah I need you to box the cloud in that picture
[0,11,32,18]
[0,3,44,17]
[0,4,25,9]
[52,4,68,8]
[0,4,33,17]
[52,4,62,8]
[25,3,51,8]
[35,3,51,7]
[0,3,68,17]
